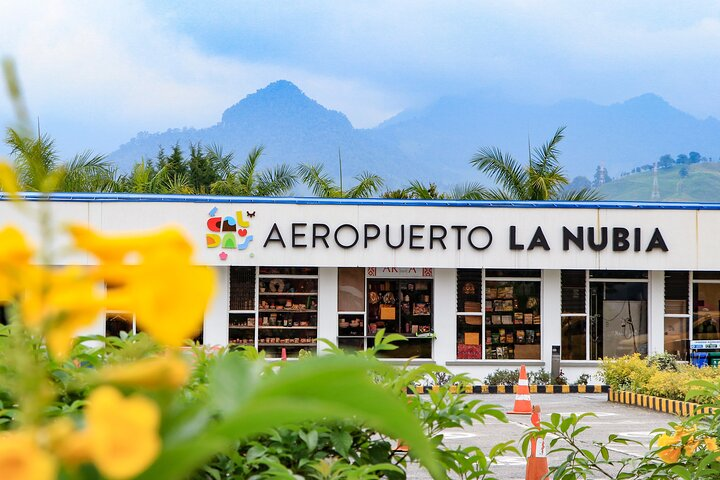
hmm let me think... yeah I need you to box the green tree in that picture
[297,163,384,198]
[5,127,116,193]
[210,146,297,196]
[188,142,219,193]
[383,181,487,200]
[470,127,602,201]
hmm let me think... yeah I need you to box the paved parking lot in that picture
[408,393,677,479]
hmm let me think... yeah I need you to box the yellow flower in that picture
[0,225,34,302]
[657,433,680,447]
[658,446,681,463]
[684,437,700,456]
[20,266,104,357]
[42,418,92,467]
[0,430,56,480]
[98,353,190,390]
[705,437,718,452]
[0,162,20,199]
[85,386,161,479]
[70,225,214,346]
[69,225,193,264]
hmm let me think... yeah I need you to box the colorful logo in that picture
[205,206,254,260]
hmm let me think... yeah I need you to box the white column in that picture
[433,268,456,365]
[648,270,665,354]
[204,266,229,346]
[542,269,561,366]
[317,267,338,354]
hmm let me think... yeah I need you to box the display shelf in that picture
[258,274,318,279]
[258,343,317,347]
[258,292,318,296]
[258,309,318,313]
[258,326,317,330]
[229,326,255,330]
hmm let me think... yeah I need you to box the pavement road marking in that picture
[442,431,477,440]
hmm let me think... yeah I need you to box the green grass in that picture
[599,163,720,202]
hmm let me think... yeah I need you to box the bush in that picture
[598,353,653,391]
[484,369,519,385]
[647,352,679,371]
[573,373,592,385]
[528,368,551,385]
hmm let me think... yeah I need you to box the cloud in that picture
[2,0,720,158]
[0,0,399,156]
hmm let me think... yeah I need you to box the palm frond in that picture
[256,163,297,196]
[406,180,436,199]
[555,187,604,202]
[447,182,488,200]
[205,143,235,179]
[346,171,384,198]
[297,163,338,197]
[470,146,527,199]
[236,146,264,193]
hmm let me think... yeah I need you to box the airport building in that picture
[4,193,720,380]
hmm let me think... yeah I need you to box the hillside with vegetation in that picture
[599,162,720,202]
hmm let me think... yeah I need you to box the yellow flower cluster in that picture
[0,221,214,356]
[0,386,161,480]
[656,425,718,464]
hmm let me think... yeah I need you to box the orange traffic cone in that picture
[526,405,549,480]
[507,364,533,415]
[281,348,287,361]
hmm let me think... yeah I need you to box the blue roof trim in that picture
[2,192,720,210]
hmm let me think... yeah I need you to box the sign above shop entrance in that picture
[367,267,433,278]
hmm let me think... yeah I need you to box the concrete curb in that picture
[410,384,609,394]
[607,388,713,416]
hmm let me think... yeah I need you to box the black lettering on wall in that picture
[409,225,424,250]
[467,226,492,250]
[588,227,608,251]
[312,224,330,248]
[429,225,447,250]
[612,227,630,251]
[509,226,524,250]
[386,224,405,249]
[291,223,307,248]
[646,228,669,252]
[527,227,550,251]
[634,227,641,252]
[264,223,286,248]
[563,226,584,251]
[364,224,380,248]
[451,225,467,250]
[334,224,359,249]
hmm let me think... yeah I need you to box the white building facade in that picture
[4,194,719,381]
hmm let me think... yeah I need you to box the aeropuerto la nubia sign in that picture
[262,223,669,253]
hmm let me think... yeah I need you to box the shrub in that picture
[598,353,654,391]
[647,352,679,371]
[573,373,592,385]
[484,369,519,385]
[528,368,551,385]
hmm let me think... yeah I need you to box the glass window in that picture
[693,283,720,341]
[338,268,365,312]
[691,272,720,280]
[589,270,648,279]
[486,269,541,278]
[229,267,257,348]
[484,279,541,360]
[561,270,587,360]
[456,269,483,359]
[664,271,689,361]
[367,278,433,358]
[589,282,648,359]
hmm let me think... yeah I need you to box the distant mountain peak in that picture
[220,79,351,129]
[620,93,671,109]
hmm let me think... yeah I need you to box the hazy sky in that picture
[2,1,720,157]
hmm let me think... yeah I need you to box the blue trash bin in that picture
[691,351,709,368]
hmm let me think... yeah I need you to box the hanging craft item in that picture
[369,291,380,304]
[268,278,285,292]
[383,292,396,304]
[462,282,476,295]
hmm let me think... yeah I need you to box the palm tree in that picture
[297,163,384,198]
[382,180,487,200]
[5,128,116,193]
[210,146,297,196]
[469,127,602,201]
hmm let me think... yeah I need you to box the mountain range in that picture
[109,80,720,189]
